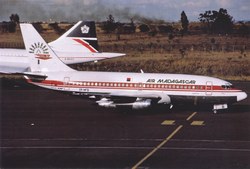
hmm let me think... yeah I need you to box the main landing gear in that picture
[212,104,228,114]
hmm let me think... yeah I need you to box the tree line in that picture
[0,9,249,37]
[0,14,19,33]
[102,8,248,36]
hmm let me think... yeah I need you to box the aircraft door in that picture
[206,81,213,95]
[64,77,70,85]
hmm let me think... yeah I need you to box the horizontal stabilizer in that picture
[16,72,48,82]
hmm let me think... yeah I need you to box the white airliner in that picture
[20,24,247,113]
[0,21,125,74]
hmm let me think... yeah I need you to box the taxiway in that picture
[0,78,250,168]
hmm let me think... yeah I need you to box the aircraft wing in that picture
[92,90,171,109]
[110,91,161,99]
[111,91,171,104]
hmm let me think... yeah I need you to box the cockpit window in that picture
[221,84,234,89]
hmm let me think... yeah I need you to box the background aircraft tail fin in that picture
[20,23,74,73]
[49,21,99,53]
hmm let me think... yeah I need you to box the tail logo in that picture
[81,25,90,34]
[29,42,51,60]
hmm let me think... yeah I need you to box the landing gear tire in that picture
[213,109,217,114]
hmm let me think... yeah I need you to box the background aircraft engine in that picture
[132,99,151,109]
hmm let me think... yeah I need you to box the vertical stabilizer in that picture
[20,24,74,73]
[49,21,99,52]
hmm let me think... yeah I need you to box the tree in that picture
[238,22,249,37]
[138,24,150,32]
[10,14,20,23]
[199,10,214,33]
[129,18,136,33]
[8,22,17,33]
[103,14,117,33]
[199,8,233,34]
[49,22,64,34]
[180,11,189,34]
[9,13,20,33]
[212,8,233,34]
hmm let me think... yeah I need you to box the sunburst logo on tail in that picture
[29,42,51,60]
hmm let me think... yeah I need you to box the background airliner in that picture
[0,21,125,74]
[20,24,247,113]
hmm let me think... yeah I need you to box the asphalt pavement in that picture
[1,78,250,168]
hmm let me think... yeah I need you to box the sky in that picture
[0,0,249,22]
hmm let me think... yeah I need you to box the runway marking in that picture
[0,138,163,141]
[0,146,153,149]
[172,139,250,143]
[191,121,205,126]
[161,112,204,126]
[1,146,250,152]
[161,120,175,125]
[186,112,205,126]
[132,125,183,169]
[186,112,197,121]
[2,138,250,144]
[160,147,250,152]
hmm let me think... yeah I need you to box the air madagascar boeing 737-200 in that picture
[20,24,247,113]
[0,21,125,74]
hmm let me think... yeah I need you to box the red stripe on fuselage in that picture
[73,39,97,53]
[30,80,242,93]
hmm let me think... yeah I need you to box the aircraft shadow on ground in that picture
[101,103,250,115]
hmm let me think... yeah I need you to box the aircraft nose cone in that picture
[237,92,247,102]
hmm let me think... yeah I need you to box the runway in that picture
[1,78,250,168]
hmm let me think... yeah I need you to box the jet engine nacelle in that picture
[98,101,116,108]
[96,98,116,108]
[132,99,151,109]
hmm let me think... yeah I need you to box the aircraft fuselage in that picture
[26,71,247,110]
[0,48,124,73]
